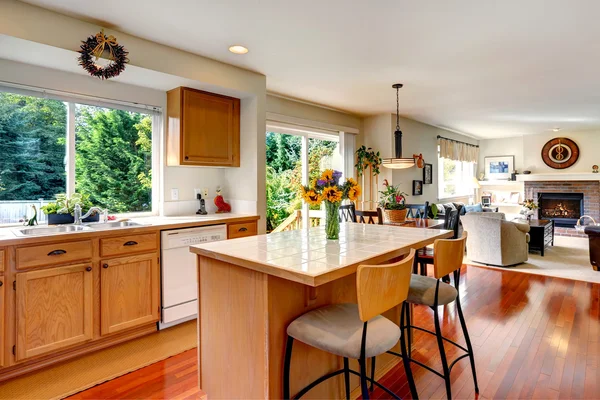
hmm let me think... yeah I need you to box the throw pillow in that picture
[464,203,484,213]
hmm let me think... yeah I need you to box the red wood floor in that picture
[71,265,600,399]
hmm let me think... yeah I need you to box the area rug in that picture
[465,235,600,283]
[0,321,197,400]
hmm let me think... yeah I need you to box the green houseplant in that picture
[378,179,409,222]
[41,193,98,224]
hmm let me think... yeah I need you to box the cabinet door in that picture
[181,88,240,167]
[15,264,93,360]
[100,253,159,335]
[0,276,4,368]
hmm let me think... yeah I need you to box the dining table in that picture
[384,217,446,229]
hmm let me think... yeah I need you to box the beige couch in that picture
[461,212,531,267]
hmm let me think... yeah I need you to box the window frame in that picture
[266,124,351,230]
[0,84,162,224]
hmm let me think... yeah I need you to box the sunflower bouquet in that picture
[300,169,361,239]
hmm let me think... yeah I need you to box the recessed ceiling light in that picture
[228,45,248,55]
[552,127,561,132]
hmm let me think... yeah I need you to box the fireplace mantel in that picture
[517,172,600,182]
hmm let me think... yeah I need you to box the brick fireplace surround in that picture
[524,180,600,237]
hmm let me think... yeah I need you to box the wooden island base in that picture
[198,256,403,399]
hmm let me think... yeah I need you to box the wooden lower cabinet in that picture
[100,253,159,335]
[0,276,4,368]
[15,264,94,361]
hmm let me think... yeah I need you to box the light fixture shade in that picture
[382,158,415,169]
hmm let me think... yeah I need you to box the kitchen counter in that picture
[191,223,451,286]
[191,223,452,399]
[0,213,259,245]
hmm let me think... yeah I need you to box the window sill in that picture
[437,195,472,203]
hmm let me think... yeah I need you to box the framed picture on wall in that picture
[423,163,433,184]
[484,155,514,180]
[412,180,423,196]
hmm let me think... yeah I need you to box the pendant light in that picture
[382,83,416,169]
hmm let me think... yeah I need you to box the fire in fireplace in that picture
[538,192,583,227]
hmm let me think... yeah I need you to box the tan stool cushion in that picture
[287,303,400,359]
[407,274,458,306]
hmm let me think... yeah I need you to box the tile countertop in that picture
[190,223,453,286]
[0,213,259,245]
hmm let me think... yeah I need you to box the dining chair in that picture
[415,209,460,276]
[283,251,418,400]
[339,203,356,223]
[405,202,430,219]
[399,233,478,400]
[355,209,381,224]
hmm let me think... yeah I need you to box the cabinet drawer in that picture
[0,249,4,273]
[100,233,157,257]
[16,240,92,270]
[228,221,258,239]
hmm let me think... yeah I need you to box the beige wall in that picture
[0,0,268,232]
[363,113,479,205]
[266,95,361,131]
[478,130,600,176]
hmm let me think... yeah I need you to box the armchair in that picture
[461,212,530,266]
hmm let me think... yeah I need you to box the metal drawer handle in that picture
[238,227,248,232]
[47,249,67,256]
[86,266,92,272]
[0,281,3,287]
[123,241,138,246]
[103,264,109,269]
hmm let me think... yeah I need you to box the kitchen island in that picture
[190,223,452,399]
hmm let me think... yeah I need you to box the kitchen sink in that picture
[86,220,143,230]
[16,225,91,236]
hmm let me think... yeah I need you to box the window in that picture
[265,127,347,232]
[0,89,157,224]
[438,156,475,199]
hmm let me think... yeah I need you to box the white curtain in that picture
[438,137,479,163]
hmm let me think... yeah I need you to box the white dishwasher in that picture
[159,224,227,329]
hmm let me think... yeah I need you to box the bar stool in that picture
[283,250,418,400]
[401,233,478,400]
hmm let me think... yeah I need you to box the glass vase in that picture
[324,201,341,240]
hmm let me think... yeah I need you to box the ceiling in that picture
[17,0,600,139]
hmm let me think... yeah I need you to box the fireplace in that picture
[538,192,583,227]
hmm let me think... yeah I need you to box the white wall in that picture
[478,130,600,175]
[363,113,479,205]
[0,0,268,231]
[477,136,524,177]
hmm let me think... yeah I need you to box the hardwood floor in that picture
[71,265,600,399]
[67,349,204,400]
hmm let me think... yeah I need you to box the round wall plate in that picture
[541,137,579,169]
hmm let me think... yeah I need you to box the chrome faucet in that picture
[73,204,108,225]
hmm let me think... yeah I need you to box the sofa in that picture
[461,212,531,267]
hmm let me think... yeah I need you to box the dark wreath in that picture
[78,30,129,80]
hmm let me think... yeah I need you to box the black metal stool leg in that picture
[404,301,412,358]
[433,303,452,400]
[359,356,370,399]
[455,288,479,393]
[343,357,351,399]
[283,336,294,399]
[370,357,376,392]
[401,302,419,399]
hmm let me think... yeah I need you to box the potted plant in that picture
[41,193,99,225]
[300,170,361,240]
[378,179,409,222]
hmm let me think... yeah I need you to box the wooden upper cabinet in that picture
[15,264,93,361]
[100,253,159,336]
[167,87,240,167]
